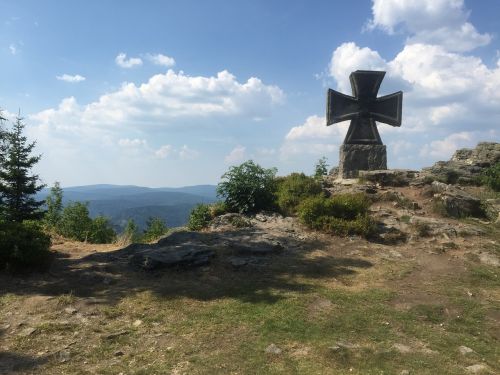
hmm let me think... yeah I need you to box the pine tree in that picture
[0,110,7,216]
[0,114,45,222]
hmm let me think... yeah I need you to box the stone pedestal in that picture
[338,144,387,178]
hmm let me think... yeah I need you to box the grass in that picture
[1,233,500,374]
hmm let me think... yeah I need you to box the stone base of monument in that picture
[338,144,387,178]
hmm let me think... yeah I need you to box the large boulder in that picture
[129,242,215,270]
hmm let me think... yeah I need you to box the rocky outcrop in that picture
[431,181,485,218]
[423,142,499,184]
[358,169,418,187]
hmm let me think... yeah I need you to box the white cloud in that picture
[224,145,246,164]
[285,115,349,142]
[368,0,491,52]
[179,145,199,160]
[118,138,148,148]
[56,74,86,83]
[154,145,173,159]
[147,53,175,67]
[9,44,17,55]
[32,69,283,131]
[281,116,343,159]
[329,42,387,92]
[115,52,143,68]
[420,131,498,159]
[154,144,199,160]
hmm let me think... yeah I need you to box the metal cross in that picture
[326,70,402,145]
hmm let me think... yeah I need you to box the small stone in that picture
[19,327,37,337]
[58,350,71,363]
[104,330,129,340]
[133,319,143,327]
[393,343,412,353]
[400,371,410,375]
[114,350,124,356]
[466,364,489,374]
[64,307,77,315]
[459,345,474,355]
[265,343,282,355]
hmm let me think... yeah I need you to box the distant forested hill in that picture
[37,184,217,230]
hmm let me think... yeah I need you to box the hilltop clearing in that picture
[1,172,499,374]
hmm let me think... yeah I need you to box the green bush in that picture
[119,219,141,244]
[89,216,116,244]
[217,160,277,213]
[56,202,116,243]
[58,202,93,241]
[275,173,323,215]
[0,220,52,271]
[209,201,229,217]
[188,203,212,231]
[297,194,374,237]
[482,162,500,191]
[314,157,329,179]
[142,217,168,242]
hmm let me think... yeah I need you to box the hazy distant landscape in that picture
[37,184,217,230]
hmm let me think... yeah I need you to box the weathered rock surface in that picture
[423,142,499,184]
[359,169,418,187]
[129,243,215,271]
[431,181,485,218]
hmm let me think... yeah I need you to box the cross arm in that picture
[326,89,359,126]
[372,91,403,127]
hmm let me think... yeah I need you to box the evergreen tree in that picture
[0,110,7,216]
[142,217,168,242]
[0,114,45,222]
[44,181,64,228]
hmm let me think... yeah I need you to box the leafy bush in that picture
[142,217,168,242]
[0,220,52,271]
[314,157,329,179]
[89,216,116,244]
[275,173,323,215]
[118,218,141,244]
[209,201,229,217]
[217,160,277,213]
[188,203,212,231]
[482,162,500,191]
[297,194,374,237]
[58,202,93,241]
[57,201,116,243]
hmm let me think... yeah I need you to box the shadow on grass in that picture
[0,328,48,373]
[0,227,373,305]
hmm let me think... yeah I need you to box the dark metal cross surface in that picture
[326,70,403,145]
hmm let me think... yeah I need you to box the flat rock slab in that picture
[359,169,418,187]
[129,243,215,271]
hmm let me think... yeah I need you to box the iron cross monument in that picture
[326,70,403,178]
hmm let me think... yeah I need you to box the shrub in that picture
[297,193,374,237]
[314,157,329,179]
[188,203,212,231]
[118,219,141,244]
[89,216,116,244]
[57,202,115,243]
[482,162,500,192]
[0,220,52,271]
[58,201,93,241]
[142,217,168,242]
[209,201,229,217]
[275,173,323,215]
[217,160,277,213]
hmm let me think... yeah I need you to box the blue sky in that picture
[1,0,499,187]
